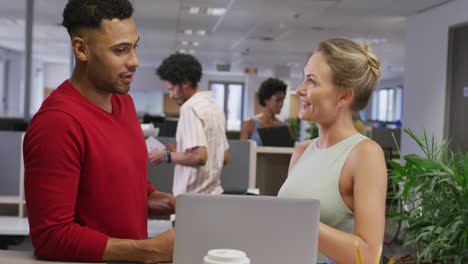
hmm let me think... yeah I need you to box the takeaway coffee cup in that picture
[203,249,250,264]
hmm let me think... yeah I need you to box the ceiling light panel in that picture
[206,7,226,16]
[188,6,200,14]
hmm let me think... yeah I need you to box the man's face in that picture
[165,81,187,105]
[86,18,140,94]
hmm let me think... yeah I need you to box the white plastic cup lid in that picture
[203,249,250,264]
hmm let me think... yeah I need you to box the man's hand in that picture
[149,149,166,165]
[165,143,176,151]
[148,191,176,216]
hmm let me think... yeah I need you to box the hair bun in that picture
[360,43,382,79]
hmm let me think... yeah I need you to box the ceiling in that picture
[0,0,453,81]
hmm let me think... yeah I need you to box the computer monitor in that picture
[257,126,294,147]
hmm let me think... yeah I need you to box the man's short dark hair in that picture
[258,78,287,106]
[62,0,134,37]
[156,53,202,88]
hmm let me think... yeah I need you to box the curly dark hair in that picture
[156,53,202,88]
[257,77,287,106]
[62,0,134,37]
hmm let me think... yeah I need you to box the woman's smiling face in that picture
[296,51,343,124]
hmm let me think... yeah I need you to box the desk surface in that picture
[0,216,172,237]
[0,250,78,264]
[256,146,294,154]
[0,250,174,264]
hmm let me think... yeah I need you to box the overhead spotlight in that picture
[179,49,187,53]
[196,29,206,36]
[188,7,200,15]
[184,29,193,35]
[181,40,189,46]
[206,7,226,16]
[192,41,199,47]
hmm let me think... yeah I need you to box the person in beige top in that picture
[150,54,229,196]
[278,38,387,264]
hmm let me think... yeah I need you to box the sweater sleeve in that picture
[147,180,158,195]
[23,111,108,262]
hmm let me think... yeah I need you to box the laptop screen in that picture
[173,194,320,264]
[257,126,294,147]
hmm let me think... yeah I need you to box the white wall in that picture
[0,61,4,116]
[132,66,165,92]
[30,58,44,115]
[129,66,166,115]
[378,76,404,90]
[44,62,70,89]
[6,51,24,118]
[130,90,163,115]
[402,0,468,156]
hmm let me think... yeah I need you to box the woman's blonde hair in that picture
[316,37,381,111]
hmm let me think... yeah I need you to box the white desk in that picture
[0,216,29,236]
[0,250,173,264]
[256,146,294,154]
[0,216,172,237]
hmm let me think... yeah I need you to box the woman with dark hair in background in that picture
[240,77,291,146]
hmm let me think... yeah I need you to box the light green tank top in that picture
[278,133,367,262]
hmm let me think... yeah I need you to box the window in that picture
[0,1,26,118]
[209,81,244,131]
[371,87,402,122]
[0,0,72,119]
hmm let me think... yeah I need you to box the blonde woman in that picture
[278,38,387,264]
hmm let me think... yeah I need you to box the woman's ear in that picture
[71,36,89,62]
[338,88,354,107]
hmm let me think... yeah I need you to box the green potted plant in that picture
[305,121,319,139]
[285,117,300,142]
[387,129,468,264]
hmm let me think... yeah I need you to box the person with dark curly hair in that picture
[150,53,229,198]
[240,77,291,146]
[23,0,175,263]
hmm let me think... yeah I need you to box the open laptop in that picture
[257,126,295,147]
[173,194,320,264]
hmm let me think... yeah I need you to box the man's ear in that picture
[71,36,89,62]
[182,80,192,90]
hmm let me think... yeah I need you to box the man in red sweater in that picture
[23,0,175,262]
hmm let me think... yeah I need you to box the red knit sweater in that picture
[23,80,156,261]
